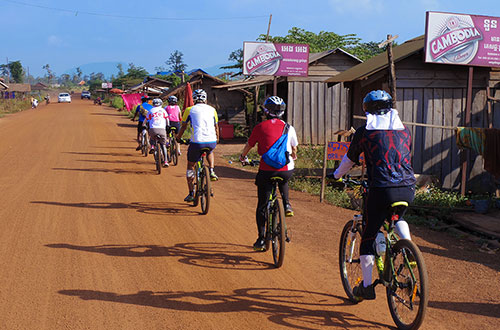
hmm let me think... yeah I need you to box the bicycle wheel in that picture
[166,138,172,163]
[386,239,428,330]
[271,198,286,267]
[339,219,364,303]
[200,166,211,215]
[155,147,161,174]
[171,140,178,166]
[141,133,148,157]
[193,163,200,207]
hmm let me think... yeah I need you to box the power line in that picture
[2,0,269,21]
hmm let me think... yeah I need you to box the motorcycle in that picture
[94,98,102,105]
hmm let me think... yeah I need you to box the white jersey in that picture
[147,106,169,129]
[182,103,219,143]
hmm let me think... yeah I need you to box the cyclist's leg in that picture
[387,186,415,240]
[184,144,201,201]
[354,187,388,299]
[255,171,274,245]
[276,170,294,216]
[206,145,218,180]
[157,129,168,166]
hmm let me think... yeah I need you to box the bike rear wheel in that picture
[271,198,286,268]
[200,166,211,214]
[166,138,172,163]
[386,239,428,330]
[339,219,364,303]
[155,146,161,174]
[193,163,200,207]
[141,132,148,157]
[171,140,178,166]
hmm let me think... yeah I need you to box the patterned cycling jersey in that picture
[135,102,152,122]
[147,106,169,129]
[347,126,416,188]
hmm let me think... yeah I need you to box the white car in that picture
[58,93,71,103]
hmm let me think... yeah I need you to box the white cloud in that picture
[47,35,62,46]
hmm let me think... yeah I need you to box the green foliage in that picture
[220,48,243,75]
[111,63,149,90]
[289,176,352,209]
[257,27,385,61]
[413,186,468,208]
[166,50,187,72]
[110,96,124,109]
[8,61,24,83]
[0,98,31,115]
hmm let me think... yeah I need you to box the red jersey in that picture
[248,119,297,171]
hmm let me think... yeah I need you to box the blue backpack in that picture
[262,123,290,169]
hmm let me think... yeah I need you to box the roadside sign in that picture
[101,82,113,89]
[327,142,363,162]
[243,42,309,76]
[425,11,500,68]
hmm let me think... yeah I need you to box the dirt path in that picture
[0,99,498,329]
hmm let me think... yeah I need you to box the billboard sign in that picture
[326,142,363,162]
[425,11,500,68]
[243,42,309,76]
[101,82,113,89]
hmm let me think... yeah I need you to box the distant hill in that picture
[64,62,127,79]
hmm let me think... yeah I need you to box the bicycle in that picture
[338,176,428,329]
[166,126,179,166]
[152,135,166,175]
[139,126,149,157]
[179,139,213,215]
[242,159,289,268]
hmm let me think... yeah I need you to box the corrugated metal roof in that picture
[0,80,8,90]
[325,35,425,84]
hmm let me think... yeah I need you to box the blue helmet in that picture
[263,96,286,118]
[363,90,393,114]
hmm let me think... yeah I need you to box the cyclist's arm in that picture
[176,121,188,140]
[333,127,364,179]
[239,142,253,162]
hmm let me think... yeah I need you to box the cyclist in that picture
[239,96,298,251]
[165,95,182,155]
[147,98,170,167]
[331,90,416,300]
[176,89,219,202]
[131,96,152,151]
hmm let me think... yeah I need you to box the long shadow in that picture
[90,112,124,117]
[46,242,272,270]
[58,287,385,329]
[63,151,136,157]
[31,201,197,216]
[116,123,136,128]
[428,300,500,319]
[52,167,152,175]
[90,146,134,150]
[216,164,257,180]
[75,159,151,166]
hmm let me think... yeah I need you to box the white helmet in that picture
[152,98,163,107]
[193,89,207,103]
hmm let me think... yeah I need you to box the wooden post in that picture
[252,85,259,129]
[265,14,272,42]
[320,141,328,203]
[378,35,398,102]
[460,66,474,196]
[273,78,278,95]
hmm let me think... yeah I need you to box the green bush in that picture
[0,98,31,116]
[413,185,468,208]
[110,96,124,109]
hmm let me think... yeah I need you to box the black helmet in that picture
[167,95,178,105]
[363,90,393,114]
[141,96,148,103]
[263,96,286,118]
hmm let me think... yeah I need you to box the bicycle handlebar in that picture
[241,158,260,167]
[177,138,191,145]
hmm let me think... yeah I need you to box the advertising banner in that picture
[425,11,500,68]
[243,42,309,76]
[327,142,364,162]
[101,82,113,89]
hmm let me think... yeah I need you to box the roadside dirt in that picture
[0,99,498,329]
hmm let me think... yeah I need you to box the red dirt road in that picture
[0,99,498,329]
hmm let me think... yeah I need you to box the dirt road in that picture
[0,99,498,329]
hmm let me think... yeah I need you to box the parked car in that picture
[81,91,91,99]
[58,93,71,103]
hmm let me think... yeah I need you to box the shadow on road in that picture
[58,287,384,329]
[63,151,136,157]
[90,112,123,117]
[116,123,136,128]
[75,159,151,166]
[428,300,500,319]
[215,164,257,180]
[52,167,152,175]
[46,242,273,270]
[31,201,197,216]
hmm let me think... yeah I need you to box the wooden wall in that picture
[287,81,349,144]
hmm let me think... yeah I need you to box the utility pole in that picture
[378,34,398,102]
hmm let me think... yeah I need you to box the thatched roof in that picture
[6,83,31,92]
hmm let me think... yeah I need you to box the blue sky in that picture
[1,0,499,77]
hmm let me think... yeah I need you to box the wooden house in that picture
[214,48,362,143]
[326,35,500,192]
[163,71,249,125]
[129,77,172,97]
[3,83,31,98]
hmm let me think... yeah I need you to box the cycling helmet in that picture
[152,98,163,107]
[363,90,393,114]
[193,89,207,103]
[263,96,286,118]
[167,95,178,105]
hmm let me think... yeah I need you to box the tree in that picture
[8,61,24,83]
[257,27,385,61]
[116,63,124,77]
[166,50,187,72]
[111,63,149,90]
[0,64,9,81]
[220,48,243,75]
[42,64,55,84]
